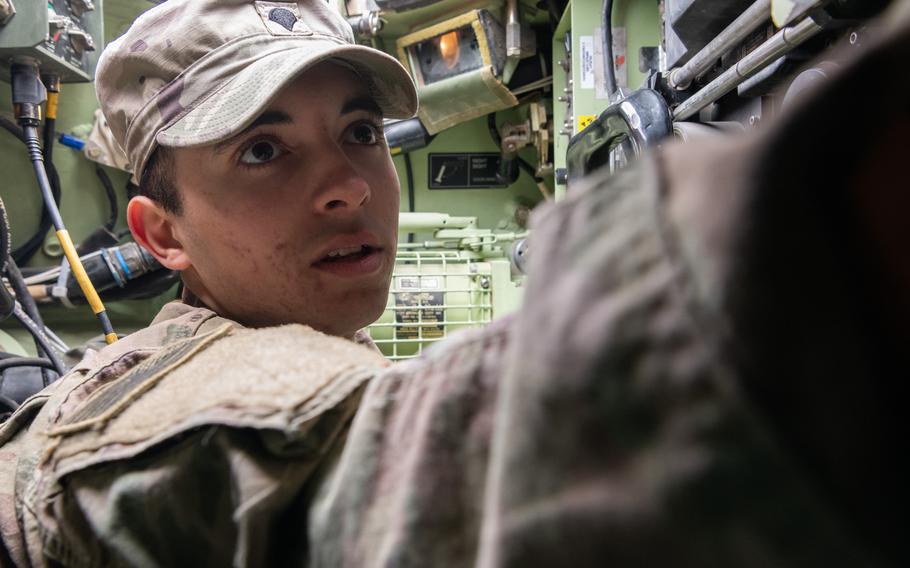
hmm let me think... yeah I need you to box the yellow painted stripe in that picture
[105,333,118,345]
[56,229,106,315]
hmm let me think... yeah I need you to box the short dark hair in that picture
[139,146,182,214]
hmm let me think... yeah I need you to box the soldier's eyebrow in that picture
[340,96,382,117]
[212,110,293,154]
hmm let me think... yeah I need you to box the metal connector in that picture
[10,60,46,127]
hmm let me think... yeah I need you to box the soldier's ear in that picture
[127,196,192,271]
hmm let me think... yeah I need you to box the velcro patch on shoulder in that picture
[44,325,387,477]
[51,324,234,435]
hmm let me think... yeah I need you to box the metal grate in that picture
[367,250,493,360]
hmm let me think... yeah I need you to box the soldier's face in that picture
[165,62,400,336]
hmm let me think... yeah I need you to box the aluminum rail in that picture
[673,15,822,121]
[669,0,771,90]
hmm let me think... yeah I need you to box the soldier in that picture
[0,0,417,565]
[2,1,909,568]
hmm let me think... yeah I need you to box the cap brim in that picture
[156,40,418,149]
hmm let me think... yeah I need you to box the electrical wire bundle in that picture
[0,197,67,416]
[1,62,182,417]
[1,62,123,417]
[9,60,118,344]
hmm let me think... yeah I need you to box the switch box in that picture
[0,0,103,83]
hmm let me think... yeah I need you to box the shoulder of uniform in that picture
[42,323,387,479]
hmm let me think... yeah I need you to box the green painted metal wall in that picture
[553,0,661,198]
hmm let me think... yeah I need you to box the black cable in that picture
[3,256,55,384]
[544,0,560,29]
[602,0,618,98]
[0,357,57,373]
[94,165,118,231]
[0,115,26,143]
[403,152,416,243]
[21,126,64,230]
[517,156,543,182]
[5,257,44,329]
[0,197,9,269]
[488,112,542,184]
[0,394,18,414]
[487,113,502,147]
[42,116,55,167]
[0,198,13,321]
[12,304,65,378]
[10,135,62,266]
[0,116,53,264]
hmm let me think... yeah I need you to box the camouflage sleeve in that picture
[308,316,513,567]
[14,324,387,568]
[307,156,883,567]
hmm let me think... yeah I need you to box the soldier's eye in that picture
[239,139,283,166]
[345,121,383,145]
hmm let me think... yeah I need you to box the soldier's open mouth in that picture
[319,244,375,263]
[313,245,382,276]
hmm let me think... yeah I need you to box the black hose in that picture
[12,304,65,378]
[0,357,57,373]
[403,152,416,243]
[602,0,618,98]
[94,165,118,231]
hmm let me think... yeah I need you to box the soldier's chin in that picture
[317,289,389,338]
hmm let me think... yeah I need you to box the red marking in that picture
[616,55,626,67]
[53,32,60,41]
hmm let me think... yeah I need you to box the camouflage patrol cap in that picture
[95,0,418,181]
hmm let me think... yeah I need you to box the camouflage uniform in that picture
[0,303,388,566]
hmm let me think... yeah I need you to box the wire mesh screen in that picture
[367,250,493,360]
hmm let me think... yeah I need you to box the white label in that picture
[579,35,595,89]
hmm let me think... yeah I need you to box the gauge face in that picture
[411,25,483,85]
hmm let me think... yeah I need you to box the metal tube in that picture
[399,213,477,231]
[673,16,822,121]
[669,0,771,90]
[506,0,519,26]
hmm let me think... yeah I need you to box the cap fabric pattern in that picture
[95,0,418,181]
